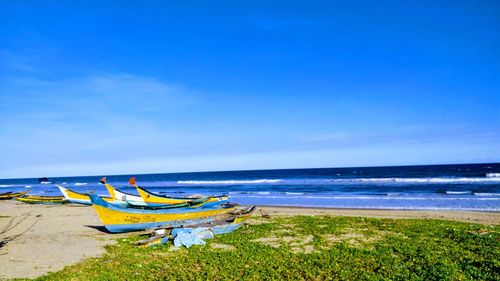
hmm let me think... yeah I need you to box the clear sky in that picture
[0,1,499,178]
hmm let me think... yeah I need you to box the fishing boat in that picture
[125,195,227,209]
[104,177,227,206]
[89,194,236,233]
[136,186,228,206]
[136,206,257,246]
[0,190,29,200]
[101,178,146,206]
[57,185,127,206]
[15,195,68,204]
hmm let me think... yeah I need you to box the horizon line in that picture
[1,161,498,181]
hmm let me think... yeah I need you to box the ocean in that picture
[1,163,499,211]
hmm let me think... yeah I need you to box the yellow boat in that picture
[89,194,235,232]
[57,185,126,205]
[0,190,29,200]
[15,195,68,204]
[136,186,228,205]
[103,183,146,206]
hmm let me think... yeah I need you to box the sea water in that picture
[1,163,499,211]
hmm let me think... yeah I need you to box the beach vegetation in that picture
[36,216,499,280]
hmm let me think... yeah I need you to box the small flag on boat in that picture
[129,177,137,186]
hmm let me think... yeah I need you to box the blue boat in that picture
[89,194,236,233]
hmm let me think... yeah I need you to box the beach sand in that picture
[1,200,499,279]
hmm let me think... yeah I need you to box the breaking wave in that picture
[177,179,282,185]
[445,191,472,195]
[176,176,500,186]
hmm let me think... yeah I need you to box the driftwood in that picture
[259,209,270,218]
[134,206,257,246]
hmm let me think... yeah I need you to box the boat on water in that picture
[15,195,68,204]
[0,190,30,200]
[57,185,127,206]
[38,177,53,184]
[89,194,236,233]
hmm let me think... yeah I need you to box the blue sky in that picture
[0,1,499,178]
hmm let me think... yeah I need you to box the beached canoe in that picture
[136,186,228,205]
[15,195,68,204]
[125,195,228,210]
[57,185,127,206]
[103,183,146,206]
[89,194,236,233]
[0,190,29,200]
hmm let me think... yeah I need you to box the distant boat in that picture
[38,177,53,184]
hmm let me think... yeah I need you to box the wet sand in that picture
[1,200,498,279]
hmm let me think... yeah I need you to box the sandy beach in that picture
[1,200,499,279]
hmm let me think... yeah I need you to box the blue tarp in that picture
[172,227,214,248]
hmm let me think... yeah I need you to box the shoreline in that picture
[1,200,499,279]
[257,205,500,225]
[253,204,500,213]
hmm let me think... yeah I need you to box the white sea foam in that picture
[0,184,14,187]
[230,194,499,201]
[254,204,499,211]
[74,182,88,186]
[178,177,500,186]
[446,191,472,195]
[285,192,305,195]
[177,179,283,185]
[486,173,500,178]
[474,193,500,197]
[356,177,500,184]
[25,185,32,188]
[386,193,402,196]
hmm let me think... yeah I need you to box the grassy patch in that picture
[37,216,499,280]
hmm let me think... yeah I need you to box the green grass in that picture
[37,216,499,280]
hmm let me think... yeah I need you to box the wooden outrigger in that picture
[136,206,257,247]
